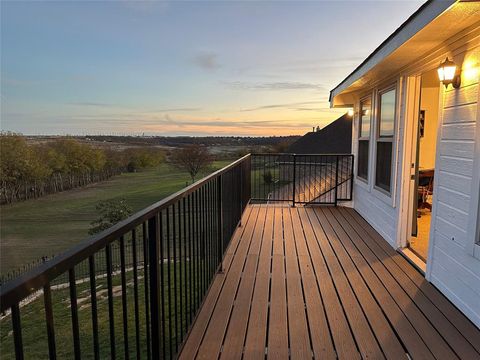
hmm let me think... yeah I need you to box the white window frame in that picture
[357,94,372,185]
[373,84,397,198]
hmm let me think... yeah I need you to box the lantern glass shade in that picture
[437,58,457,82]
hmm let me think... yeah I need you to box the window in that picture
[375,87,396,193]
[357,97,371,181]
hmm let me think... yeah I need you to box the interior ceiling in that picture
[334,2,480,103]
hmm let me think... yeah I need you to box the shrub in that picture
[263,171,273,185]
[89,199,133,235]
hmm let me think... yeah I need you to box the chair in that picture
[418,169,434,212]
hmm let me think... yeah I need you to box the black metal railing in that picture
[251,153,353,206]
[0,155,251,360]
[0,152,352,359]
[0,240,144,287]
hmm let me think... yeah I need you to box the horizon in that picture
[1,0,424,137]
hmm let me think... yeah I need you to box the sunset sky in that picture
[1,1,424,137]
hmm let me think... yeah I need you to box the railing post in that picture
[246,155,252,204]
[334,155,339,206]
[350,155,354,200]
[148,213,162,359]
[292,154,296,207]
[217,175,224,273]
[239,163,243,227]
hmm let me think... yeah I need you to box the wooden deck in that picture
[179,205,480,359]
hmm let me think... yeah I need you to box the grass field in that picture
[0,259,207,359]
[0,161,230,273]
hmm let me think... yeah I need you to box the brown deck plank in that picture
[243,206,275,360]
[290,208,336,359]
[179,206,254,359]
[323,208,458,360]
[220,207,267,359]
[267,208,289,359]
[195,206,261,359]
[321,207,435,359]
[282,207,312,359]
[305,207,384,359]
[297,208,360,359]
[317,207,406,359]
[180,205,480,360]
[345,207,480,354]
[339,207,480,359]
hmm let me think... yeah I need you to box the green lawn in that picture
[0,161,230,273]
[0,259,208,359]
[250,166,292,201]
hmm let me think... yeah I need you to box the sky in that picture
[1,0,424,137]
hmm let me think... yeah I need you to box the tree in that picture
[88,199,133,235]
[169,144,213,183]
[270,140,293,153]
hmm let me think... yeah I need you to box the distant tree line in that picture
[0,132,164,204]
[71,134,301,147]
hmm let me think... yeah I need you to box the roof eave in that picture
[329,0,456,107]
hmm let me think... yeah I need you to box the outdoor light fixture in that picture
[437,57,461,89]
[347,109,354,117]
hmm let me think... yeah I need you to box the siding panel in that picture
[435,233,480,278]
[443,83,478,108]
[435,217,467,247]
[441,122,476,140]
[437,171,472,195]
[437,156,473,177]
[428,44,480,329]
[443,102,477,123]
[354,185,396,246]
[438,140,475,159]
[436,186,470,213]
[435,201,469,236]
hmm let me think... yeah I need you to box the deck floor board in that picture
[179,205,480,360]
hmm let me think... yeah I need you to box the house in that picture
[2,1,480,359]
[286,113,352,154]
[330,0,480,327]
[259,113,352,205]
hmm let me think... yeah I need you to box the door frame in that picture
[397,75,422,250]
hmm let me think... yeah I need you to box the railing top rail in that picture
[251,153,353,157]
[0,154,251,311]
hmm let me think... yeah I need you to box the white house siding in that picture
[427,45,480,327]
[351,80,406,248]
[353,185,398,246]
[351,38,480,326]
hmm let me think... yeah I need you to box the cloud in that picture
[226,81,325,91]
[66,103,201,112]
[240,101,322,112]
[192,52,221,71]
[293,107,333,112]
[68,101,116,108]
[154,107,202,112]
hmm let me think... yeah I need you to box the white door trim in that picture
[397,75,421,249]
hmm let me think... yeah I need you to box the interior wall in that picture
[419,70,440,169]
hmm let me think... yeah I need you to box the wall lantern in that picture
[437,57,461,89]
[347,109,354,117]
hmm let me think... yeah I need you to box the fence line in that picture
[1,168,124,204]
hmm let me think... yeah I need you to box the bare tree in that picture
[169,144,213,183]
